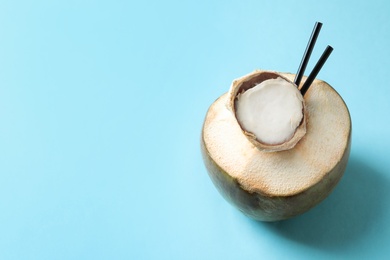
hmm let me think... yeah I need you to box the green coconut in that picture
[201,70,351,221]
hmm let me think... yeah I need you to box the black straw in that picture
[294,22,322,87]
[300,45,333,96]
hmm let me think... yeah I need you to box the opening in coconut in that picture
[228,71,306,152]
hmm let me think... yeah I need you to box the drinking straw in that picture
[300,45,333,96]
[294,22,323,87]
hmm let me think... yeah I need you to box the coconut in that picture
[201,70,351,221]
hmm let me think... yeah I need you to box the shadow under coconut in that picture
[262,156,389,251]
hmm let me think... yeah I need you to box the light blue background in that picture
[0,0,389,259]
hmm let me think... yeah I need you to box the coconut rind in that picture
[201,71,352,221]
[201,125,350,221]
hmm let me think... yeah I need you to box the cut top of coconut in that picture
[235,77,304,145]
[229,71,306,152]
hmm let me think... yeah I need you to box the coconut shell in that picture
[201,71,351,221]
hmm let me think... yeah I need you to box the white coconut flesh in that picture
[235,77,304,145]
